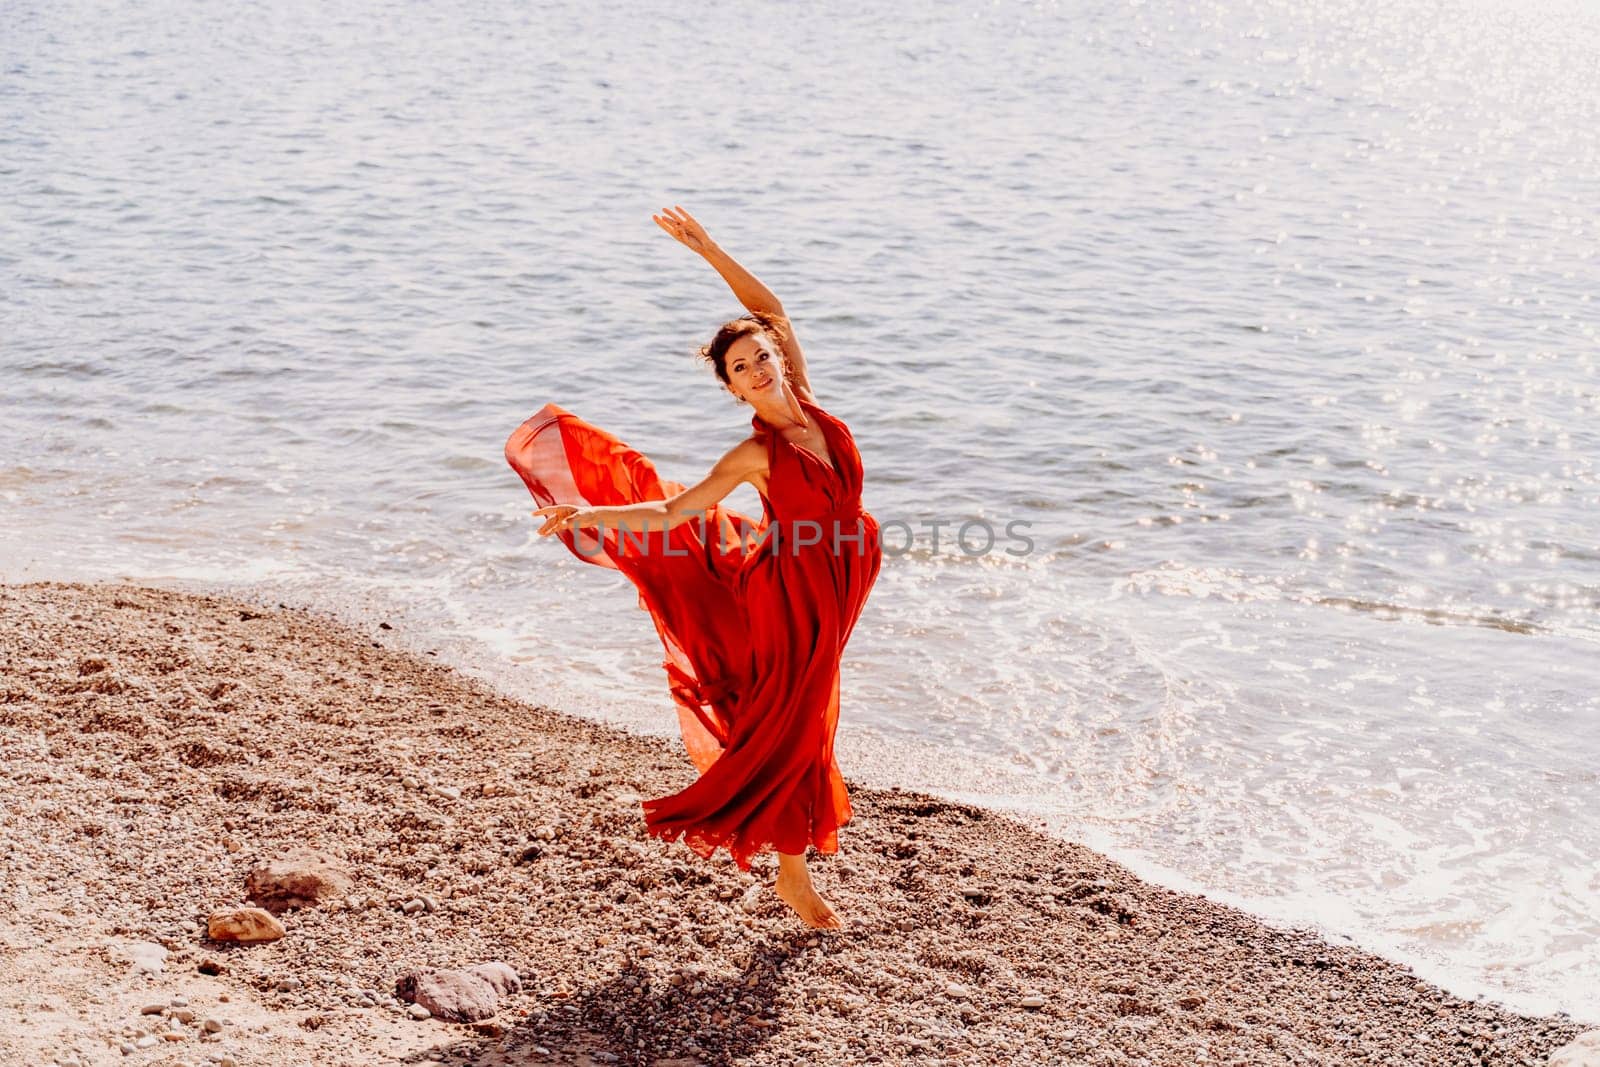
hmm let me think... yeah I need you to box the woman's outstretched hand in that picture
[652,205,715,257]
[532,504,597,537]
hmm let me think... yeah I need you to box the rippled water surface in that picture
[4,0,1598,1018]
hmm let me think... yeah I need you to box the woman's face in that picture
[724,333,785,403]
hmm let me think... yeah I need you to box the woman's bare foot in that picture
[775,851,843,929]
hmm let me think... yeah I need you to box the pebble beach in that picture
[2,579,1593,1066]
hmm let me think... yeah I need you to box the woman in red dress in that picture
[504,206,881,929]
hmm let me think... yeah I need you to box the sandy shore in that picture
[0,580,1589,1067]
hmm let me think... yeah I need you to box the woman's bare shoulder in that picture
[723,433,769,472]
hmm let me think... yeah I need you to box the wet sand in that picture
[0,580,1589,1066]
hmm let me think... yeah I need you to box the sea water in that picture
[3,0,1597,1019]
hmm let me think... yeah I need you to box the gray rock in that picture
[108,941,169,976]
[408,1003,433,1020]
[395,966,501,1023]
[466,961,521,995]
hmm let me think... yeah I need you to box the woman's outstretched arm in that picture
[532,437,766,537]
[654,205,815,400]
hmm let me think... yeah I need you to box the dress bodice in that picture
[750,396,866,522]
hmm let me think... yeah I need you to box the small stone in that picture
[220,1058,238,1067]
[1020,994,1046,1009]
[109,941,169,976]
[276,978,300,992]
[434,786,461,800]
[402,899,426,915]
[960,884,996,906]
[135,1036,159,1050]
[119,1043,136,1056]
[739,884,765,914]
[408,1003,432,1020]
[141,1003,166,1015]
[533,825,555,841]
[172,1009,195,1023]
[1177,995,1204,1011]
[206,907,285,942]
[402,776,420,790]
[202,1018,223,1033]
[169,996,187,1008]
[945,982,970,999]
[197,959,225,976]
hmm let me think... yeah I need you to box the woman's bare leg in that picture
[773,850,843,929]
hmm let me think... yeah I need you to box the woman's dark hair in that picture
[697,311,789,388]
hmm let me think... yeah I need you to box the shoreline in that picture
[1,579,1590,1066]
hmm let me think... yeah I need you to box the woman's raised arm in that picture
[653,206,816,401]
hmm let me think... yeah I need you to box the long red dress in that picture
[504,394,881,870]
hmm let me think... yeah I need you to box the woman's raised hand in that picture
[652,205,715,256]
